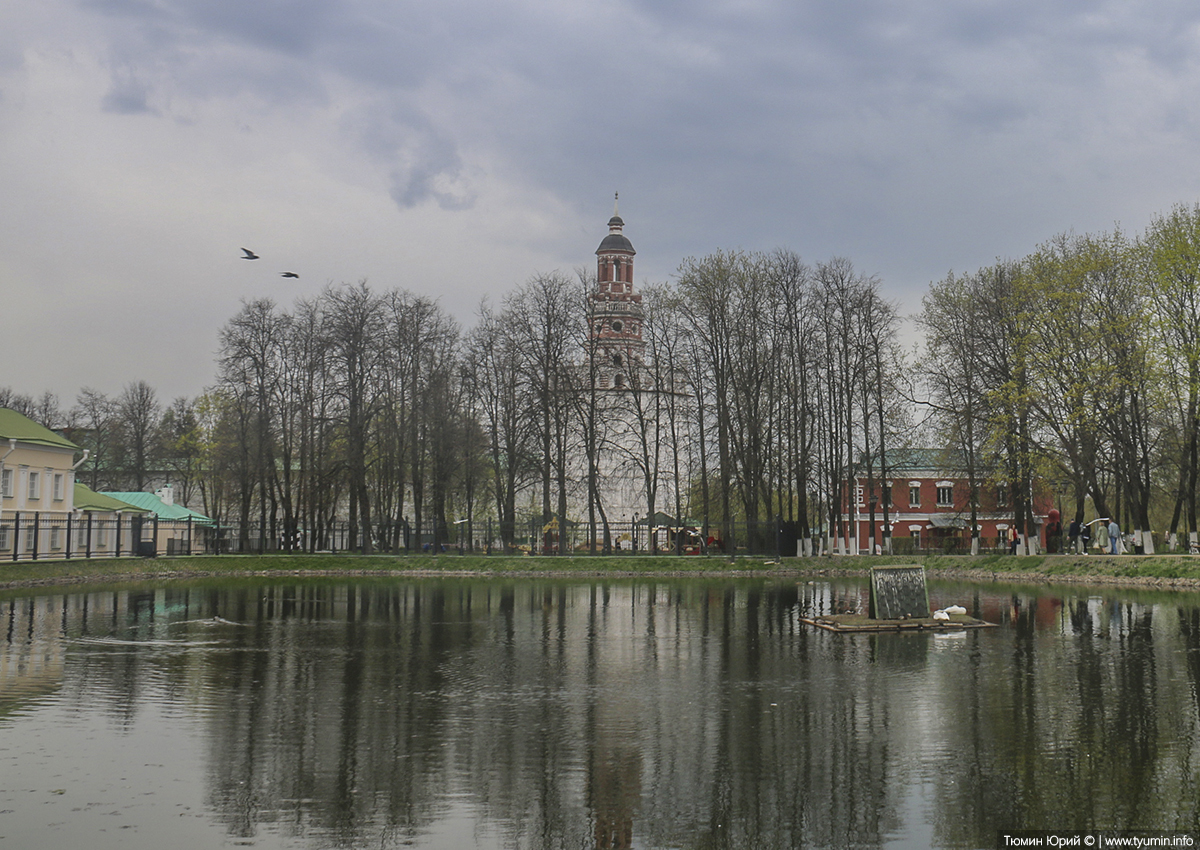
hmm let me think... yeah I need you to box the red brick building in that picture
[844,448,1054,553]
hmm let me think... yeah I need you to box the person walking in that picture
[1095,520,1109,554]
[1108,518,1120,554]
[1068,519,1080,554]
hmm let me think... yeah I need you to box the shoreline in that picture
[3,553,1200,592]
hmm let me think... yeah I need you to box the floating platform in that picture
[801,614,997,633]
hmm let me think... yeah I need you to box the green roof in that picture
[863,448,970,474]
[74,483,150,513]
[0,407,79,452]
[101,491,213,524]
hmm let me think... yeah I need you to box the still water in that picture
[1,577,1199,849]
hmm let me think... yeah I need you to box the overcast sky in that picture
[4,0,1200,404]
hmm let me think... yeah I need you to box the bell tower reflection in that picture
[587,732,641,849]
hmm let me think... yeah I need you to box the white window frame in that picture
[24,524,36,551]
[1,468,12,498]
[0,524,10,550]
[50,526,62,550]
[53,473,65,501]
[935,480,954,507]
[27,470,40,501]
[908,482,921,507]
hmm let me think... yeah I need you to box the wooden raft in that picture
[801,614,997,633]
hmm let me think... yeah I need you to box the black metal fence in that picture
[1,511,1051,562]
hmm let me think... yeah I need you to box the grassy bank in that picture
[3,551,1200,591]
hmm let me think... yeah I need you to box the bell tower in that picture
[590,194,644,389]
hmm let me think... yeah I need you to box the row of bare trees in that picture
[173,256,906,554]
[918,202,1200,554]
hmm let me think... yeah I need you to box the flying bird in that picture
[280,272,299,278]
[241,248,260,260]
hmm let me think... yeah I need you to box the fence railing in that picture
[0,511,1042,562]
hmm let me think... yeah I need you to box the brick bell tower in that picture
[590,194,645,389]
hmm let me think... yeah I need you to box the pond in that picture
[1,576,1199,849]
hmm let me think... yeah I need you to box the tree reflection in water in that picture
[1,578,1199,849]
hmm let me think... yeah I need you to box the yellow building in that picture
[0,407,85,558]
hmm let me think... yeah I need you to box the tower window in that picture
[613,353,623,367]
[611,320,623,333]
[614,374,625,388]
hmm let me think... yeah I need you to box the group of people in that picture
[1067,517,1122,555]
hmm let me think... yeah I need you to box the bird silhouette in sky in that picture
[241,248,260,260]
[280,272,299,278]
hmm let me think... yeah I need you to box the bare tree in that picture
[115,380,162,491]
[71,388,118,490]
[323,282,386,553]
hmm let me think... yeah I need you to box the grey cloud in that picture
[348,101,477,211]
[388,135,476,211]
[101,79,158,114]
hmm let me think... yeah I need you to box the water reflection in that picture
[1,578,1199,849]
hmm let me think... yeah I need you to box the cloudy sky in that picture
[4,0,1200,404]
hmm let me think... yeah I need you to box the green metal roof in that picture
[101,491,213,524]
[866,448,969,473]
[0,407,80,451]
[73,483,150,513]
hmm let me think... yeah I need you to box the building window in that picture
[27,471,40,501]
[882,484,892,507]
[53,473,65,501]
[614,373,626,388]
[0,525,9,550]
[996,484,1009,507]
[50,527,62,550]
[611,320,623,333]
[909,484,921,507]
[24,525,36,552]
[1,468,11,498]
[613,353,623,367]
[77,521,87,548]
[936,485,954,507]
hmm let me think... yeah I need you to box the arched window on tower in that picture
[614,373,625,388]
[613,353,623,367]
